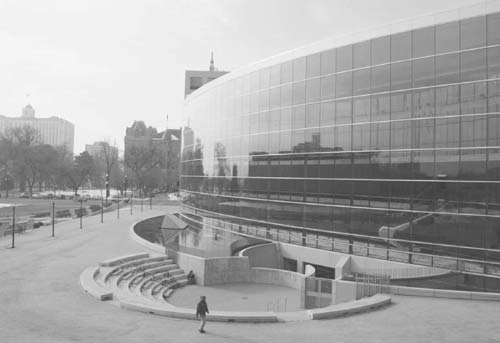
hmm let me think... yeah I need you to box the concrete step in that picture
[99,253,149,267]
[103,256,172,283]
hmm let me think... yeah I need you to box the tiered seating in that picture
[86,252,189,304]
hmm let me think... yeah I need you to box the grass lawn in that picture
[0,198,103,219]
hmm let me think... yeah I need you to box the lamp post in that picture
[52,202,55,237]
[117,200,120,219]
[101,197,104,223]
[11,206,15,248]
[79,199,83,229]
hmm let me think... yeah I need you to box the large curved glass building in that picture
[181,3,500,285]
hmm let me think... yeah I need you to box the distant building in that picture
[124,121,181,191]
[0,104,74,153]
[184,52,228,97]
[85,141,119,158]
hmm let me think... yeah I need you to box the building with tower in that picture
[184,53,229,97]
[0,105,75,153]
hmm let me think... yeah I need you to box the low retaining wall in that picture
[251,267,306,308]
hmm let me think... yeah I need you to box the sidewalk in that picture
[1,205,499,343]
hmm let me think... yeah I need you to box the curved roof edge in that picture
[185,0,500,103]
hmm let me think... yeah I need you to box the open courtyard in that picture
[0,205,499,343]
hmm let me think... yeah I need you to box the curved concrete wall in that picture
[240,243,281,269]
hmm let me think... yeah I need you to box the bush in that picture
[33,222,44,228]
[75,208,88,217]
[32,212,51,218]
[55,209,71,218]
[103,202,112,208]
[89,204,101,212]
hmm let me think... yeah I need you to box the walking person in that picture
[196,295,209,333]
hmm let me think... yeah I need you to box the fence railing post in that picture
[117,200,120,219]
[101,197,104,223]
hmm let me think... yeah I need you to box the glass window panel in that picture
[353,40,371,68]
[413,57,435,88]
[435,117,460,148]
[320,75,335,100]
[488,46,500,79]
[292,105,305,129]
[336,72,352,98]
[371,94,390,121]
[334,126,352,151]
[435,149,459,178]
[413,151,435,179]
[391,91,412,120]
[371,36,390,65]
[336,45,352,72]
[461,49,487,82]
[460,116,487,147]
[413,118,435,149]
[335,99,352,125]
[353,96,371,123]
[260,67,270,89]
[280,107,292,130]
[292,81,306,105]
[370,122,390,149]
[390,120,412,149]
[353,68,371,95]
[487,114,500,146]
[371,65,390,93]
[269,109,280,131]
[413,26,435,58]
[281,61,293,84]
[413,88,435,118]
[461,82,487,115]
[320,49,336,75]
[280,83,292,106]
[306,78,321,102]
[460,16,486,50]
[291,129,305,152]
[259,90,269,111]
[352,123,370,150]
[269,133,280,153]
[391,31,411,61]
[270,64,281,87]
[250,92,259,113]
[304,129,321,152]
[436,85,460,116]
[436,53,460,85]
[293,57,306,81]
[305,104,320,128]
[436,21,459,53]
[320,127,335,150]
[436,21,460,54]
[258,111,269,133]
[279,131,292,152]
[270,87,280,110]
[320,101,335,126]
[306,53,321,78]
[249,114,259,134]
[391,61,412,90]
[250,71,260,91]
[488,13,500,45]
[489,80,500,113]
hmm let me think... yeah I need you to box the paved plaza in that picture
[0,205,499,343]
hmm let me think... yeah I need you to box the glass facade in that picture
[181,11,500,279]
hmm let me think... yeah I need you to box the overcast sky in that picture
[0,0,484,154]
